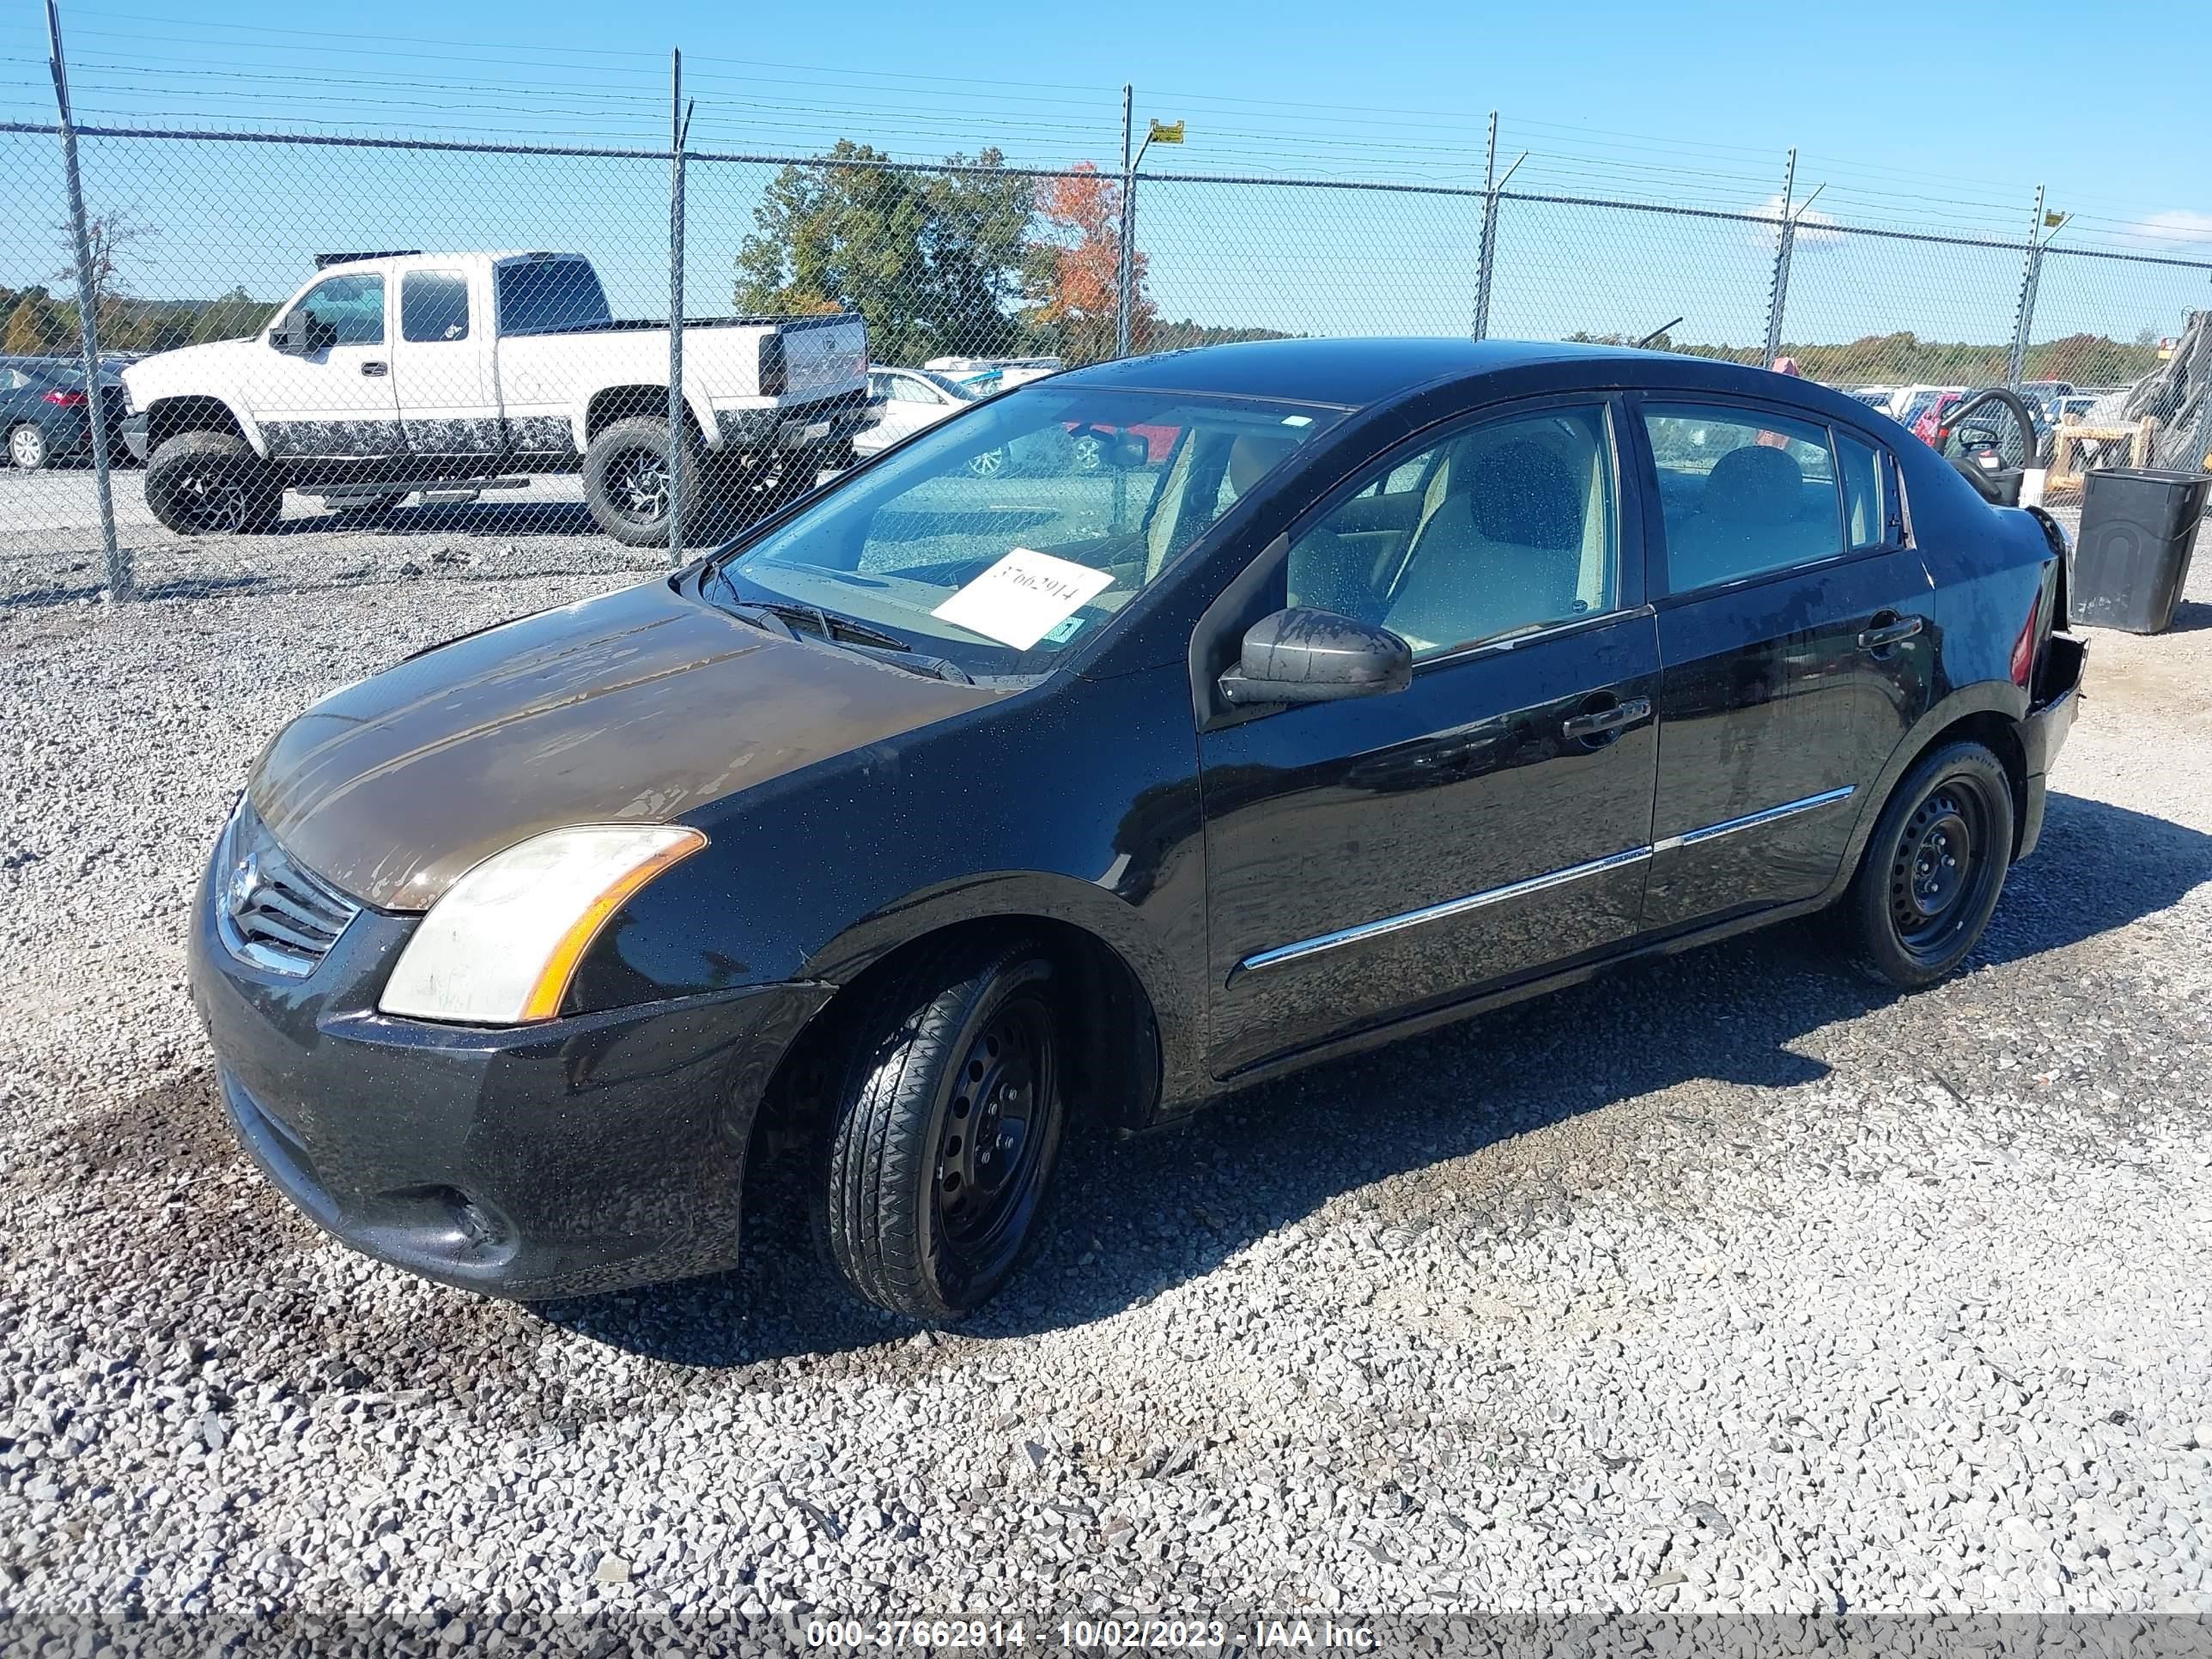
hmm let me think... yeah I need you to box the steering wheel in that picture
[1935,386,2043,505]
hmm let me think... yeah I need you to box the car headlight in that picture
[379,824,706,1024]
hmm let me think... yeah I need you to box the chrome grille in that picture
[215,802,361,976]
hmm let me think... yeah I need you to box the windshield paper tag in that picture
[931,548,1114,650]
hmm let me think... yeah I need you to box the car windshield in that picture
[712,383,1344,672]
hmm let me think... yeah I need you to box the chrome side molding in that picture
[1651,785,1855,854]
[1235,786,1856,977]
[1235,845,1653,976]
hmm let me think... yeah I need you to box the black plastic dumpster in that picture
[2073,466,2211,634]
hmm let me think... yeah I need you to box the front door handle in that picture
[361,360,389,378]
[1859,614,1923,651]
[1561,696,1652,742]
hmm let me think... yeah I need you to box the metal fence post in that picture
[665,49,693,566]
[1115,85,1134,359]
[1472,112,1498,342]
[1760,147,1797,369]
[45,0,127,600]
[2007,185,2046,391]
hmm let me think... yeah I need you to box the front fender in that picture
[796,868,1206,1107]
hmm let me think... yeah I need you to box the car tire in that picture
[1842,740,2015,989]
[582,416,704,549]
[1067,429,1109,475]
[821,936,1069,1322]
[8,422,50,471]
[143,430,283,535]
[966,447,1008,479]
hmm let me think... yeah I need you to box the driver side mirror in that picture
[1219,606,1412,707]
[269,315,307,355]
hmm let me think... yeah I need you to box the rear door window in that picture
[401,271,470,343]
[1640,403,1845,592]
[1837,433,1887,549]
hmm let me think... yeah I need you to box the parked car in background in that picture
[858,366,1076,477]
[1906,388,1968,444]
[1844,385,1901,416]
[3,355,131,471]
[925,355,1062,389]
[187,337,2081,1321]
[856,365,981,459]
[119,250,868,545]
[2018,380,2075,428]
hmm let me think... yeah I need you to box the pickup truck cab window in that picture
[289,274,385,349]
[401,270,470,343]
[1640,402,1845,590]
[1286,404,1618,657]
[495,258,611,335]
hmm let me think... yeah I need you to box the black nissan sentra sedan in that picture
[191,339,2084,1320]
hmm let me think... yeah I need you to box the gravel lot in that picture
[2,513,2209,1646]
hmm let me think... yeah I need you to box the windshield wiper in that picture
[704,569,970,683]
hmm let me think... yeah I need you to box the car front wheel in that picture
[822,937,1068,1322]
[9,422,51,471]
[1843,740,2015,988]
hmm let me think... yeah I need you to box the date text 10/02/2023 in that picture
[803,1617,1381,1650]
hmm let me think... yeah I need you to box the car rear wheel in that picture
[965,446,1008,478]
[821,937,1068,1322]
[1843,741,2014,988]
[9,422,50,471]
[582,415,705,548]
[143,430,283,535]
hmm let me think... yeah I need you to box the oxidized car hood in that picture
[249,578,1010,911]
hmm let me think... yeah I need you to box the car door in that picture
[392,266,500,459]
[1631,397,1933,932]
[249,269,404,460]
[1199,398,1662,1077]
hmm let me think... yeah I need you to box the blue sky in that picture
[3,0,2209,349]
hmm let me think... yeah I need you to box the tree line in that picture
[2,283,278,358]
[1571,328,2164,388]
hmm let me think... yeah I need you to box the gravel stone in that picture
[0,520,2208,1632]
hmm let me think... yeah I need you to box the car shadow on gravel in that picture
[537,789,2212,1370]
[273,500,599,539]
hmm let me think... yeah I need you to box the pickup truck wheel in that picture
[821,937,1068,1322]
[144,430,283,536]
[583,416,703,548]
[1842,741,2014,990]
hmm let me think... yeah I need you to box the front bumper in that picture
[187,836,832,1301]
[120,411,149,464]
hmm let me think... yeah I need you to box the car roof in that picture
[1053,336,1896,425]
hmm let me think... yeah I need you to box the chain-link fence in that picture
[4,29,2210,605]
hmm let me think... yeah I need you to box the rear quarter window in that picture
[495,259,611,336]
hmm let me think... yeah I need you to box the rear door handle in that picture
[1859,615,1923,651]
[361,361,389,377]
[1561,696,1652,741]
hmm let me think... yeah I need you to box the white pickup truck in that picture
[118,250,869,545]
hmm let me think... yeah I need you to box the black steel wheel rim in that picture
[1888,777,1996,963]
[173,466,252,532]
[607,447,669,524]
[933,992,1057,1278]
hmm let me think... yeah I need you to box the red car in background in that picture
[1907,389,1966,446]
[1065,421,1180,471]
